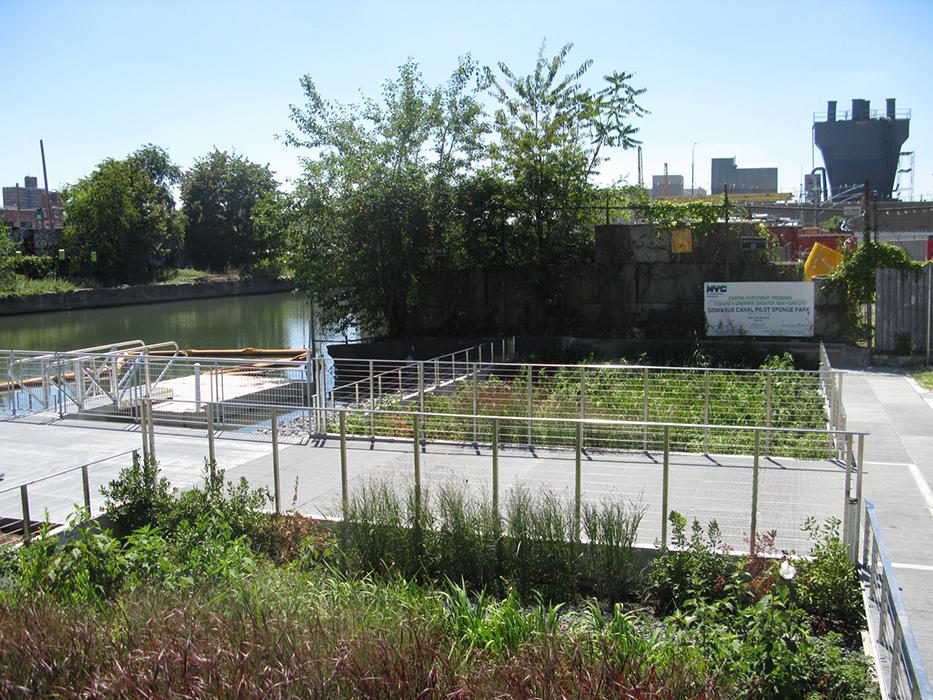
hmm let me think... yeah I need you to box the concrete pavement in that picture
[840,369,933,670]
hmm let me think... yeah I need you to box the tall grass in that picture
[340,355,831,458]
[341,479,644,603]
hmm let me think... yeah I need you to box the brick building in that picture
[1,175,64,253]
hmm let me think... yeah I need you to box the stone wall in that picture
[412,224,851,341]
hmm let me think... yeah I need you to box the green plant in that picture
[793,517,864,641]
[582,498,645,602]
[100,453,175,533]
[648,511,731,614]
[167,462,270,541]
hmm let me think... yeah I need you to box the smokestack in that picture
[886,98,896,119]
[852,99,870,121]
[827,100,837,122]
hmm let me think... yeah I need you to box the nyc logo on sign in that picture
[705,284,727,294]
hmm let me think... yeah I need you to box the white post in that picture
[194,362,202,411]
[74,359,85,410]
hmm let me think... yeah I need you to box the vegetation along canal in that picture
[0,292,341,351]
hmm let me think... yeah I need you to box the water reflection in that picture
[0,293,346,351]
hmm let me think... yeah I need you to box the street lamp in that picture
[691,142,697,196]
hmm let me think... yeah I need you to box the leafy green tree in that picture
[0,221,17,290]
[284,57,486,335]
[62,145,184,285]
[484,42,647,262]
[182,150,278,273]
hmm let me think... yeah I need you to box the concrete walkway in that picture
[840,369,933,670]
[0,413,849,555]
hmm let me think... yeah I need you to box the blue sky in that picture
[2,0,932,200]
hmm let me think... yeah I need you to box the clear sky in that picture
[2,0,932,200]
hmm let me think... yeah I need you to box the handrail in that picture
[862,499,932,699]
[331,357,823,376]
[150,396,869,438]
[0,449,138,497]
[332,341,500,395]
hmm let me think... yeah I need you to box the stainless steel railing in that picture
[862,499,933,700]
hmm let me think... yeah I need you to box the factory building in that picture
[813,98,910,200]
[651,174,684,197]
[710,157,778,195]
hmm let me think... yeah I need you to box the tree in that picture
[484,42,646,262]
[0,221,16,291]
[284,57,486,335]
[62,145,184,285]
[182,150,278,273]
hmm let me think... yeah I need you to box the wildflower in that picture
[779,560,796,580]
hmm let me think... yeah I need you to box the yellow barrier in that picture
[804,242,844,281]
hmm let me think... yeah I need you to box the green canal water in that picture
[0,292,346,351]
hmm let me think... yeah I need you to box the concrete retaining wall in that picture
[0,277,295,316]
[409,223,852,341]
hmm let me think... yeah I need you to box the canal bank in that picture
[0,277,294,316]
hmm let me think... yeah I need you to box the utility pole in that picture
[691,142,697,196]
[862,181,872,351]
[40,140,53,235]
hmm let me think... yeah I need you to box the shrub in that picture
[648,511,731,614]
[793,517,864,641]
[100,453,175,533]
[13,254,56,279]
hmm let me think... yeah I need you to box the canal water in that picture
[0,292,348,351]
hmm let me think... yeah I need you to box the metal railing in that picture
[861,499,933,700]
[2,395,867,560]
[332,357,843,459]
[819,342,848,454]
[329,339,514,407]
[0,449,138,543]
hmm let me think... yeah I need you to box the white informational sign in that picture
[704,282,815,337]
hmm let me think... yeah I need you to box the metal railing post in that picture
[109,355,118,407]
[74,359,85,411]
[147,398,156,463]
[140,399,150,462]
[862,501,870,566]
[764,373,773,456]
[398,367,403,398]
[843,433,854,559]
[339,409,349,546]
[890,619,903,697]
[854,434,865,562]
[81,463,91,516]
[575,421,582,544]
[271,409,281,515]
[472,363,478,443]
[418,361,425,413]
[579,367,586,448]
[478,344,482,365]
[194,362,202,411]
[489,341,494,363]
[751,431,760,556]
[206,403,216,465]
[526,365,533,448]
[642,368,649,452]
[412,415,422,528]
[434,358,440,389]
[20,484,30,543]
[661,426,670,548]
[368,360,375,440]
[703,369,710,454]
[491,418,499,521]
